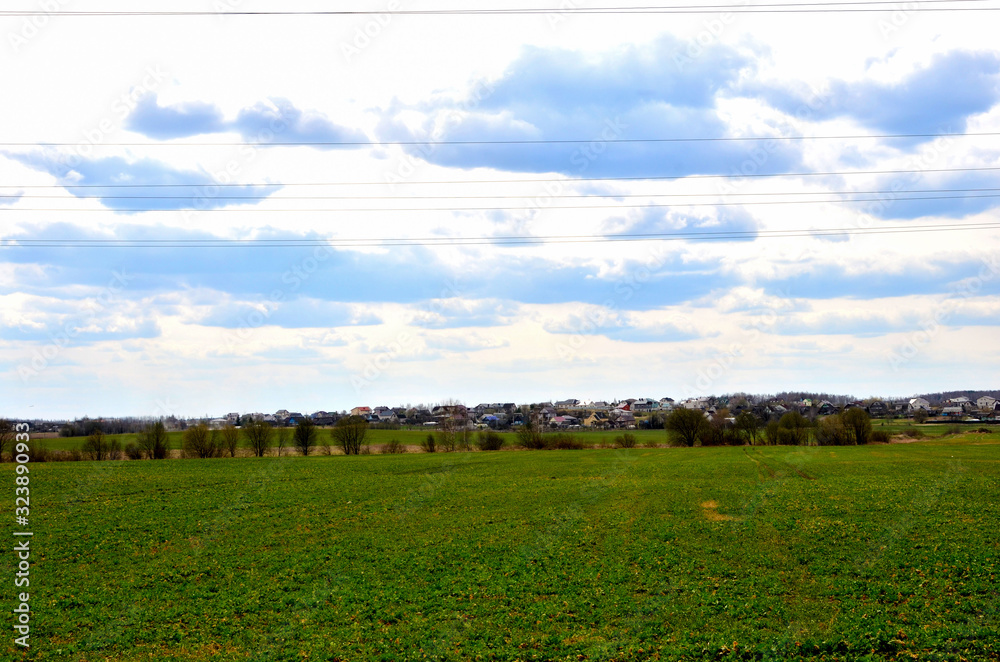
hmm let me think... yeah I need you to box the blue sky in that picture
[1,5,999,418]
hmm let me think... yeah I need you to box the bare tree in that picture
[294,418,318,456]
[243,419,273,457]
[138,420,170,459]
[276,427,290,457]
[0,419,15,461]
[332,416,368,455]
[183,423,219,458]
[83,429,121,461]
[220,423,240,457]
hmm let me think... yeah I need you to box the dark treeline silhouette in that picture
[59,416,182,437]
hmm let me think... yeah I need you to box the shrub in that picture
[871,430,891,443]
[842,408,873,445]
[545,432,584,450]
[902,426,925,439]
[26,440,48,463]
[815,415,850,446]
[82,430,121,461]
[360,445,372,455]
[642,438,659,448]
[476,430,505,451]
[124,442,144,460]
[0,419,14,461]
[764,421,780,445]
[777,411,811,445]
[614,433,637,449]
[138,421,169,459]
[516,418,546,449]
[182,423,219,459]
[943,424,962,435]
[381,439,406,454]
[421,433,437,453]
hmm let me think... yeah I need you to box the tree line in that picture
[663,407,881,447]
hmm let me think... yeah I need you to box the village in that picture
[194,393,1000,432]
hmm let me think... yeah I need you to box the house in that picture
[632,398,657,412]
[554,399,580,408]
[550,415,580,428]
[583,412,609,428]
[274,409,290,419]
[908,398,931,412]
[610,410,637,429]
[225,412,240,424]
[313,416,336,426]
[941,406,964,417]
[285,412,305,425]
[866,401,888,417]
[376,411,398,424]
[350,406,372,418]
[947,396,971,405]
[977,396,997,410]
[817,401,838,416]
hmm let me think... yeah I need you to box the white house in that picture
[976,396,997,410]
[908,397,931,411]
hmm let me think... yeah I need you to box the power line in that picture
[4,222,998,248]
[3,187,998,201]
[0,1,995,15]
[5,131,1000,147]
[2,192,998,212]
[3,165,998,188]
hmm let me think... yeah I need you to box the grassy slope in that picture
[2,440,998,660]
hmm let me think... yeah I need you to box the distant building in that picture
[977,396,997,410]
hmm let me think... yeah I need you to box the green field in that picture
[3,439,998,660]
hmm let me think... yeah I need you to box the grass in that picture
[2,438,998,660]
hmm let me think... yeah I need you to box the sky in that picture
[1,1,999,419]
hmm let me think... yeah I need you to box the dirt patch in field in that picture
[888,436,924,444]
[700,500,734,522]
